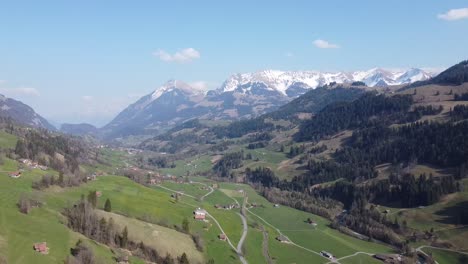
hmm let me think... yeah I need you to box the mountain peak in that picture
[151,80,203,101]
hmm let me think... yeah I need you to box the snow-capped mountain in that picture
[102,67,438,139]
[101,80,209,138]
[219,68,437,95]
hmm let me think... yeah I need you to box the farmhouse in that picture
[276,235,289,243]
[194,208,207,220]
[274,204,280,208]
[96,191,102,197]
[33,242,49,254]
[9,171,21,178]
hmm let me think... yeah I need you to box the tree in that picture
[206,259,215,264]
[120,226,128,248]
[182,218,190,233]
[104,198,112,212]
[179,253,189,264]
[87,191,97,208]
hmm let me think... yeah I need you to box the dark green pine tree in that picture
[104,198,112,212]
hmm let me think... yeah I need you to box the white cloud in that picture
[0,87,40,97]
[189,81,210,91]
[81,95,94,102]
[153,48,201,63]
[438,8,468,21]
[313,39,340,49]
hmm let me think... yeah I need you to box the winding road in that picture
[154,182,248,264]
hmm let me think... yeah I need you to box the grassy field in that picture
[219,182,394,262]
[95,210,204,263]
[0,130,17,149]
[44,175,243,264]
[0,158,116,263]
[160,155,213,177]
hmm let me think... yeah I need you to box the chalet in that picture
[276,235,289,243]
[96,191,102,198]
[218,233,227,241]
[237,189,244,194]
[9,171,22,178]
[194,208,207,220]
[211,183,219,188]
[320,251,334,260]
[214,204,222,209]
[33,242,49,254]
[86,174,97,181]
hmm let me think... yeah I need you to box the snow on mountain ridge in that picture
[219,68,438,95]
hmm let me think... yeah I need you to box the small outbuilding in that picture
[9,171,22,178]
[33,242,49,254]
[218,233,227,241]
[276,235,289,243]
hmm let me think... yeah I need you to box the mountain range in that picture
[0,67,439,139]
[101,68,437,138]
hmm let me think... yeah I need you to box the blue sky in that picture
[0,0,467,126]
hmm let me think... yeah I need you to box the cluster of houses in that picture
[19,159,48,170]
[33,242,49,254]
[146,172,188,185]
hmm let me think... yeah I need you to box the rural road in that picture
[236,196,249,257]
[191,181,214,200]
[154,183,248,264]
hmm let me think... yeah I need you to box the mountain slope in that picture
[0,94,55,130]
[408,60,468,88]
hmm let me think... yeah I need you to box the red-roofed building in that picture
[33,242,49,254]
[9,171,22,178]
[194,208,206,220]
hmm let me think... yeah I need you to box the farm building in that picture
[274,204,280,208]
[218,233,227,241]
[194,208,207,220]
[9,171,21,178]
[307,218,318,226]
[95,191,102,197]
[320,251,334,260]
[33,242,49,254]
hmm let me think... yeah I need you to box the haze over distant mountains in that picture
[101,68,437,138]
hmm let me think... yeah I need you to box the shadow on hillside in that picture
[433,201,468,225]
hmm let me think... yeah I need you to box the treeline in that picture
[450,105,468,121]
[454,93,468,101]
[14,130,87,173]
[213,151,244,177]
[337,121,468,168]
[64,195,188,264]
[265,86,366,120]
[295,93,414,142]
[212,118,274,139]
